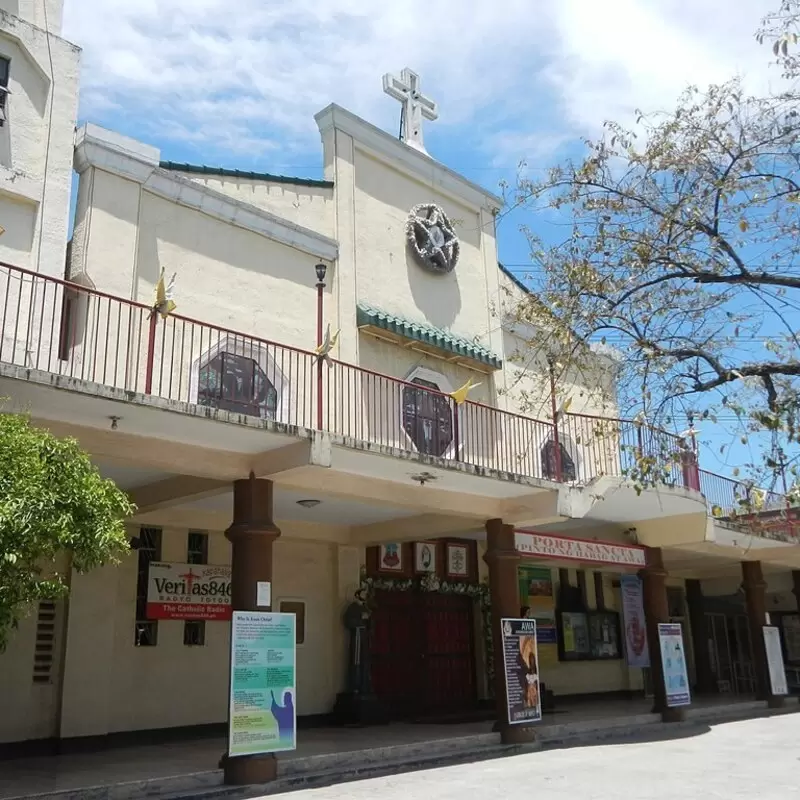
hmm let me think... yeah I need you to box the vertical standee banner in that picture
[229,611,296,757]
[763,626,789,696]
[501,618,542,725]
[657,622,691,707]
[620,575,649,668]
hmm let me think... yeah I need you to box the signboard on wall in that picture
[229,611,297,756]
[657,623,691,707]
[620,575,650,668]
[146,561,232,621]
[514,532,646,568]
[763,626,789,696]
[501,618,542,725]
[518,566,557,645]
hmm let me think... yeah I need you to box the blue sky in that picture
[61,0,789,481]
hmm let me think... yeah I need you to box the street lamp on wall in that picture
[314,263,328,431]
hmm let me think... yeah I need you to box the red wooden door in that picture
[370,590,476,717]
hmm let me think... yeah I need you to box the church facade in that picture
[1,32,799,776]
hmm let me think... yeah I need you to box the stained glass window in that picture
[542,439,577,482]
[197,351,278,419]
[402,376,453,457]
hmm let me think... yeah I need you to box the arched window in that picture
[192,337,286,420]
[401,368,454,457]
[541,439,577,482]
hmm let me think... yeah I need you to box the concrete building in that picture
[0,0,79,279]
[0,58,799,786]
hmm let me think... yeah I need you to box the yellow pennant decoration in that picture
[449,377,481,406]
[153,268,177,319]
[314,324,340,365]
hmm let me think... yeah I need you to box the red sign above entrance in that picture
[514,531,646,568]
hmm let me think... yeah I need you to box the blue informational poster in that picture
[658,622,691,707]
[228,611,296,756]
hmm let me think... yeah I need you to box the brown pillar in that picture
[742,560,785,708]
[685,579,716,695]
[484,519,535,745]
[792,570,800,612]
[641,547,688,721]
[223,476,282,786]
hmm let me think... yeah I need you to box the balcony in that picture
[0,260,792,535]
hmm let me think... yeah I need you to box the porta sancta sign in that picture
[514,532,646,569]
[147,562,232,621]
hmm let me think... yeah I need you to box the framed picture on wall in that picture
[557,610,591,661]
[414,541,437,574]
[446,543,469,579]
[588,611,621,659]
[378,543,404,573]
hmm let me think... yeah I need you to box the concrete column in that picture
[641,547,688,721]
[685,579,716,695]
[483,519,534,745]
[741,561,785,708]
[223,476,281,786]
[792,570,800,613]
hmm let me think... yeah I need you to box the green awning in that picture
[356,304,502,370]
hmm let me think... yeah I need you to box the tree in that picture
[0,411,133,650]
[507,68,800,495]
[757,0,800,78]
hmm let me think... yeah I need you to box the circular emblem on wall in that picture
[406,203,460,275]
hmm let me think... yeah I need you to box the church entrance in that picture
[370,590,477,718]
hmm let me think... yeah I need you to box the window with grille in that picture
[32,600,57,684]
[0,57,9,126]
[134,527,162,647]
[184,531,208,647]
[541,440,577,482]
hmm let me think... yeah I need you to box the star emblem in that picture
[406,203,460,274]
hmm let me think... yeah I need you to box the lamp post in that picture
[315,263,327,430]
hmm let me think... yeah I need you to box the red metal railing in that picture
[0,260,789,512]
[560,412,688,486]
[326,358,554,476]
[699,469,786,517]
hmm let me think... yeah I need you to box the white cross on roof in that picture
[382,68,438,156]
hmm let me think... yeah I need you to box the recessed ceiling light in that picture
[296,499,321,509]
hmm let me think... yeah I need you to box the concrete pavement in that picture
[259,714,800,800]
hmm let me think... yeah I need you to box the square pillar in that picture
[223,476,282,786]
[685,579,716,695]
[483,519,535,745]
[742,561,786,708]
[641,547,689,721]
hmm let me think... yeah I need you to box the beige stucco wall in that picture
[54,527,343,739]
[0,8,79,278]
[351,149,495,347]
[170,173,335,240]
[0,604,63,742]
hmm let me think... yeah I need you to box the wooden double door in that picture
[370,590,477,718]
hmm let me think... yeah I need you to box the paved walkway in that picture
[0,697,786,799]
[263,714,800,799]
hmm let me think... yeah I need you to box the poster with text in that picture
[518,565,557,645]
[763,626,789,696]
[501,618,542,725]
[228,611,296,757]
[657,622,691,707]
[620,575,649,668]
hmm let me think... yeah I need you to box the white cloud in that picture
[62,0,786,167]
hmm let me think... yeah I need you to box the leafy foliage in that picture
[507,62,800,495]
[0,412,133,650]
